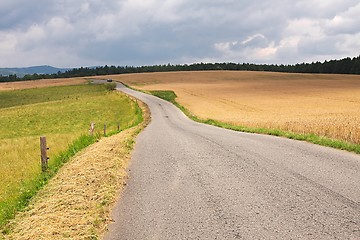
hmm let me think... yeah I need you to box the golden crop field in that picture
[100,71,360,145]
[0,77,87,91]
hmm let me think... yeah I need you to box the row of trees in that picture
[1,55,360,82]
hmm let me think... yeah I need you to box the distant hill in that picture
[0,65,69,77]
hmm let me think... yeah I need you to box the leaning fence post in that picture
[40,136,49,172]
[89,122,95,136]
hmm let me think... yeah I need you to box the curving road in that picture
[104,83,360,239]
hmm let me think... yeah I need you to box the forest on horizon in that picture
[1,55,360,82]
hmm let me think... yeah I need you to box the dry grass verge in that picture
[2,100,150,240]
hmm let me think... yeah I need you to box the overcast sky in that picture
[1,0,359,68]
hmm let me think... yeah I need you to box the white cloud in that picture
[325,3,360,35]
[242,34,265,45]
[214,41,237,54]
[0,31,16,55]
[252,44,277,60]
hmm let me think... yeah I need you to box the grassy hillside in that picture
[0,83,142,227]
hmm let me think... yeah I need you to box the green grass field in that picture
[0,83,142,227]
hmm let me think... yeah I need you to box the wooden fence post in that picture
[89,122,95,136]
[117,122,120,132]
[104,123,107,136]
[40,136,49,172]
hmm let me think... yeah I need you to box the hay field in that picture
[0,77,87,91]
[102,71,360,145]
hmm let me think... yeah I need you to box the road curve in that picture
[104,83,360,240]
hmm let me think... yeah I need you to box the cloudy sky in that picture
[1,0,359,68]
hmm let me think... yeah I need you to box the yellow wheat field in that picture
[0,77,87,91]
[99,71,360,145]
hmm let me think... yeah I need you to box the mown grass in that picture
[0,83,142,228]
[150,90,360,154]
[148,90,177,103]
[0,84,108,109]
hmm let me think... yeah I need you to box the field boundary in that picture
[145,89,360,155]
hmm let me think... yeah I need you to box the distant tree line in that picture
[1,55,360,82]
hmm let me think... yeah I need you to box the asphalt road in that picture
[104,83,360,240]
